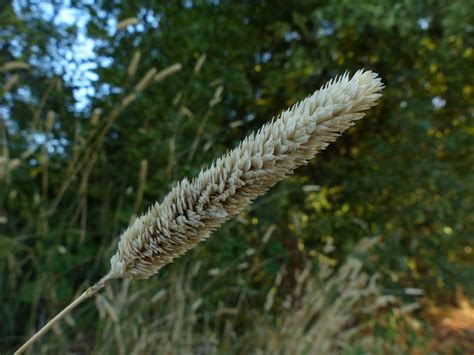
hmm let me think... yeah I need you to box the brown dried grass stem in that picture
[14,273,115,355]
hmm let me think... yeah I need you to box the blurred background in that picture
[1,0,473,353]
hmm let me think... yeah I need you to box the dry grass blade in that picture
[3,74,19,91]
[116,17,138,31]
[134,68,158,93]
[15,69,383,353]
[154,63,182,82]
[194,53,207,74]
[127,51,142,79]
[1,61,30,71]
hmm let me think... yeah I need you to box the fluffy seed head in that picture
[110,70,384,279]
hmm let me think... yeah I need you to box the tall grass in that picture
[23,238,419,354]
[3,59,422,354]
[13,69,383,353]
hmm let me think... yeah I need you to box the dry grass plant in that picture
[13,69,383,353]
[89,239,384,354]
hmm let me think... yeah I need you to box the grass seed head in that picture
[110,70,384,279]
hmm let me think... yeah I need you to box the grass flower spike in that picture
[16,69,383,354]
[110,69,383,279]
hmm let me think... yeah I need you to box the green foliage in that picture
[0,0,472,352]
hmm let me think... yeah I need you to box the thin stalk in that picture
[15,273,115,355]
